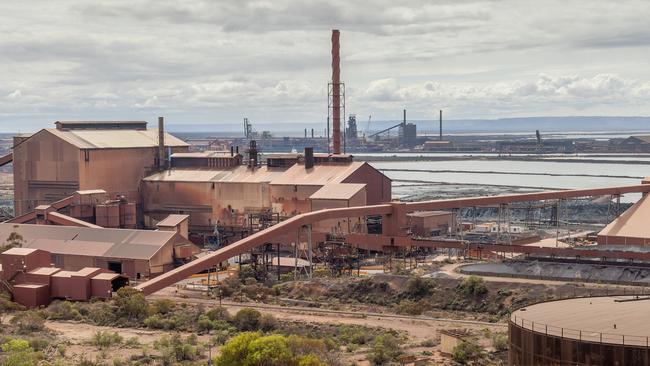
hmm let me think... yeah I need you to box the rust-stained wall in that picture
[13,130,81,215]
[78,147,187,204]
[142,180,272,229]
[13,129,188,216]
[310,188,366,234]
[341,163,391,205]
[270,184,321,216]
[509,321,649,365]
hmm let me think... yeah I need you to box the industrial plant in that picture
[3,29,650,366]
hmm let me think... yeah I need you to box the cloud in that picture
[1,0,650,130]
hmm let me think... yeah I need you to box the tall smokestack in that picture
[158,117,165,169]
[439,110,443,141]
[403,109,406,125]
[331,29,341,155]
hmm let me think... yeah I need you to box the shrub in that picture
[10,311,45,334]
[155,335,200,364]
[91,331,123,349]
[368,333,402,365]
[492,332,508,352]
[206,306,231,322]
[150,299,173,315]
[114,287,148,322]
[259,313,278,331]
[46,301,82,321]
[452,340,483,364]
[297,354,328,366]
[234,308,262,331]
[394,299,426,316]
[403,276,435,300]
[420,338,438,347]
[457,275,488,297]
[1,338,41,366]
[216,332,261,366]
[245,334,295,366]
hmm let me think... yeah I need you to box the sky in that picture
[1,0,650,132]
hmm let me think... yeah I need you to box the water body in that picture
[368,158,650,202]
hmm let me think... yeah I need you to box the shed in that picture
[12,283,50,308]
[439,329,475,355]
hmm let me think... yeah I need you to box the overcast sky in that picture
[1,0,650,131]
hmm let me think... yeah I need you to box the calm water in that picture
[369,159,650,202]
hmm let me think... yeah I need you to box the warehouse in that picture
[0,223,195,279]
[11,120,189,216]
[141,156,391,234]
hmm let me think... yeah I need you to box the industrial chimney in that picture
[331,29,341,155]
[158,117,165,169]
[304,147,314,169]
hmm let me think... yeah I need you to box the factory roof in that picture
[28,267,61,276]
[92,272,122,281]
[43,128,188,149]
[0,224,180,260]
[1,248,42,256]
[143,166,287,183]
[156,214,189,227]
[511,296,650,346]
[310,183,365,200]
[599,194,650,239]
[270,162,365,186]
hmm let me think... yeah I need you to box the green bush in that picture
[216,332,261,366]
[457,275,488,297]
[91,331,123,349]
[154,334,201,364]
[367,333,402,366]
[206,306,231,322]
[1,338,41,366]
[259,313,278,331]
[10,311,45,334]
[114,287,148,322]
[216,332,329,366]
[452,340,484,364]
[46,301,82,321]
[234,308,262,331]
[492,332,508,352]
[150,299,174,315]
[403,276,436,300]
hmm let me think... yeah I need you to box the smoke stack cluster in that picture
[331,29,341,155]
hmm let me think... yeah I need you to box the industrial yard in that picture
[3,2,650,364]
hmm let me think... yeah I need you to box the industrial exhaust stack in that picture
[304,147,314,169]
[331,29,342,155]
[158,116,165,169]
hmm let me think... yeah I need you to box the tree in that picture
[368,333,402,366]
[233,308,261,331]
[0,226,24,253]
[114,287,148,321]
[215,332,261,366]
[457,275,488,297]
[245,334,295,366]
